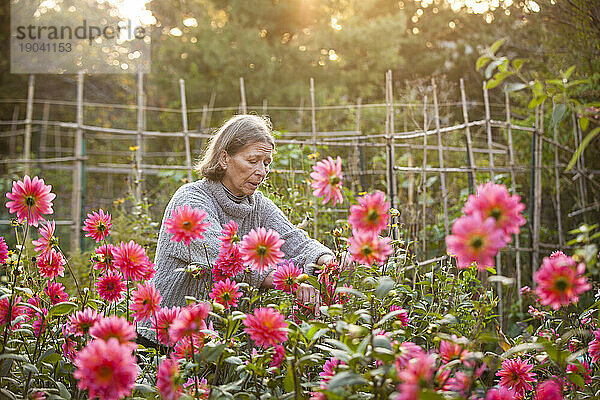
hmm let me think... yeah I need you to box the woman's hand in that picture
[317,252,355,272]
[296,283,321,317]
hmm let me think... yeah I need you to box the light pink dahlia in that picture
[209,278,242,308]
[36,248,65,279]
[165,205,210,245]
[588,329,600,363]
[73,338,138,400]
[445,213,506,269]
[348,190,390,234]
[152,306,180,346]
[95,270,126,303]
[44,281,68,305]
[68,308,101,337]
[273,259,303,293]
[6,175,56,227]
[463,182,525,241]
[112,240,154,281]
[32,220,56,257]
[534,254,591,310]
[169,302,211,343]
[310,156,344,206]
[130,281,162,322]
[157,357,183,400]
[89,316,136,348]
[390,305,409,327]
[347,230,392,265]
[239,227,285,274]
[243,307,288,347]
[219,220,239,254]
[92,244,116,272]
[0,236,7,265]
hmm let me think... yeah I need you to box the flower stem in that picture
[190,333,199,396]
[59,248,84,304]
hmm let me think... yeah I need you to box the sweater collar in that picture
[200,179,254,219]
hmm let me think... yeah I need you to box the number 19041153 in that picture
[19,42,72,52]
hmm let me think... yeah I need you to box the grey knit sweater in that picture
[139,178,332,340]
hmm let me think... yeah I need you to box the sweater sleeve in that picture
[259,195,333,275]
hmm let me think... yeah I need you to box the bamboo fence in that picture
[0,71,598,321]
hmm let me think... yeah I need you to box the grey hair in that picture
[196,114,275,181]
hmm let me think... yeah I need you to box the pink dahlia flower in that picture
[165,205,210,245]
[32,220,56,257]
[397,353,435,385]
[36,248,65,279]
[130,281,162,322]
[0,236,7,265]
[243,307,288,347]
[92,244,116,272]
[270,344,286,368]
[348,190,390,234]
[567,362,591,385]
[347,230,392,265]
[240,227,285,274]
[5,175,56,227]
[395,342,425,370]
[68,308,101,337]
[157,357,183,400]
[273,259,302,293]
[209,278,242,308]
[219,220,239,254]
[486,387,517,400]
[310,156,344,206]
[445,213,506,269]
[495,356,536,397]
[169,302,211,343]
[533,380,563,400]
[390,305,409,327]
[0,296,26,328]
[112,240,154,281]
[152,306,180,346]
[463,182,525,241]
[172,334,204,360]
[44,281,68,305]
[89,316,136,348]
[95,270,126,303]
[550,250,566,259]
[74,338,138,400]
[588,329,600,363]
[212,245,245,281]
[32,308,48,337]
[83,209,112,243]
[534,254,591,310]
[320,357,345,383]
[439,335,470,365]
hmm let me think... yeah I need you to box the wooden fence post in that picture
[432,78,449,236]
[179,78,193,182]
[23,75,35,176]
[460,79,477,186]
[240,77,247,114]
[71,72,84,251]
[421,95,428,257]
[310,78,318,239]
[136,71,144,202]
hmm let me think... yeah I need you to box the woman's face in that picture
[220,141,273,196]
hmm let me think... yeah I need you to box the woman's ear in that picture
[218,150,228,170]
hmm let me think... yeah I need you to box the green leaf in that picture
[505,83,527,92]
[326,371,367,390]
[283,361,295,393]
[566,372,585,389]
[580,116,589,131]
[48,302,77,317]
[485,59,505,79]
[551,103,567,127]
[528,95,547,109]
[476,56,490,71]
[489,38,506,55]
[566,127,600,171]
[563,65,576,80]
[486,70,513,89]
[375,277,395,299]
[225,356,243,365]
[134,384,157,394]
[513,58,526,72]
[500,343,544,360]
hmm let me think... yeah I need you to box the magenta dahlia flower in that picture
[533,380,563,400]
[5,175,56,227]
[89,316,136,350]
[486,387,517,400]
[239,227,285,274]
[157,357,183,400]
[397,353,435,385]
[95,270,126,303]
[68,308,101,337]
[44,281,68,305]
[219,220,239,254]
[169,302,211,343]
[83,209,112,243]
[390,305,409,327]
[270,344,286,368]
[209,278,242,308]
[112,240,154,281]
[130,281,162,322]
[445,213,506,269]
[0,236,7,265]
[36,248,65,279]
[310,156,344,206]
[495,356,536,397]
[152,306,181,346]
[588,329,600,363]
[73,338,138,400]
[0,296,26,328]
[534,254,591,310]
[347,230,392,265]
[394,342,425,371]
[165,205,210,245]
[212,245,245,281]
[320,357,345,383]
[92,244,116,272]
[243,307,288,347]
[348,190,390,234]
[32,220,56,257]
[273,259,302,293]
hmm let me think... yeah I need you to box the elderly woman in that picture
[139,115,336,346]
